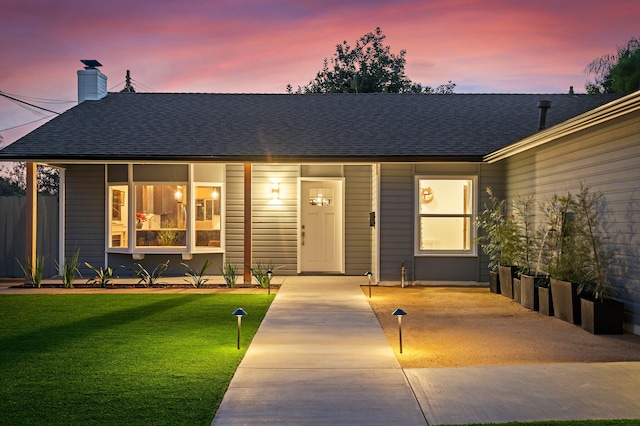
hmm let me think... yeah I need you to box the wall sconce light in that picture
[175,186,183,203]
[211,189,219,200]
[271,183,280,200]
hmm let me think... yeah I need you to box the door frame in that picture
[297,177,346,274]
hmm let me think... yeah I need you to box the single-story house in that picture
[2,63,639,333]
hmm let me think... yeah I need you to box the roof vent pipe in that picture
[537,100,551,131]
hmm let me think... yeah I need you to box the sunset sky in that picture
[1,0,639,145]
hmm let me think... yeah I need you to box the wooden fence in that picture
[0,196,59,278]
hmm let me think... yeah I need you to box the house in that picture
[1,63,639,333]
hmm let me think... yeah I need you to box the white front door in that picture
[299,179,344,273]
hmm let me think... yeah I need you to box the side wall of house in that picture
[502,111,640,332]
[65,164,105,275]
[379,162,504,284]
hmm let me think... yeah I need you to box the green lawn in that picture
[0,294,274,425]
[453,422,637,426]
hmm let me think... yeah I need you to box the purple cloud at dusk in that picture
[1,0,639,145]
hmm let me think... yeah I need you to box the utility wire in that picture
[0,116,54,132]
[0,91,62,115]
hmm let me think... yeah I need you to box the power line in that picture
[0,91,63,115]
[0,116,54,133]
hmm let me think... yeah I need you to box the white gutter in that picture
[484,90,640,163]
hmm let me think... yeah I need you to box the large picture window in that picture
[134,184,187,247]
[416,177,475,254]
[106,164,224,255]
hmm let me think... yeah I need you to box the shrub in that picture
[17,255,46,288]
[181,259,211,288]
[55,249,81,288]
[134,260,171,287]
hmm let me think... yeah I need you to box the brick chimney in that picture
[77,60,107,103]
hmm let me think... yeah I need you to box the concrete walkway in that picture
[212,277,640,425]
[211,277,428,425]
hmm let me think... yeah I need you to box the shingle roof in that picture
[0,92,624,162]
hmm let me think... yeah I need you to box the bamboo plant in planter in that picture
[574,182,623,334]
[542,191,586,324]
[512,194,547,310]
[476,188,521,296]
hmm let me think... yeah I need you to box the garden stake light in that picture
[232,308,247,350]
[365,271,372,298]
[392,308,407,354]
[267,269,273,295]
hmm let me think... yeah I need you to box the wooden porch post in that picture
[25,162,37,277]
[243,163,252,283]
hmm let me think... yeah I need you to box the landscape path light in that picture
[267,269,273,295]
[392,308,407,354]
[365,271,373,298]
[232,308,247,350]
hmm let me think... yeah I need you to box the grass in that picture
[452,422,638,426]
[0,294,274,425]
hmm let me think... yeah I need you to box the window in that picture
[106,164,225,254]
[416,177,475,254]
[134,184,187,247]
[194,185,222,248]
[109,184,129,248]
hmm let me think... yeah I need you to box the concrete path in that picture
[212,277,640,425]
[211,277,428,425]
[406,362,640,425]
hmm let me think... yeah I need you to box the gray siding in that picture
[344,165,373,274]
[251,164,298,275]
[225,164,245,269]
[65,164,105,275]
[379,164,414,281]
[502,112,640,331]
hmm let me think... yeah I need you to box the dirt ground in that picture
[365,286,640,369]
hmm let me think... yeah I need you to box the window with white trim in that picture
[106,164,224,254]
[416,177,475,254]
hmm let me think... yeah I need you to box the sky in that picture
[1,0,639,146]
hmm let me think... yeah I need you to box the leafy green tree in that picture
[585,37,640,93]
[0,162,59,195]
[288,27,455,94]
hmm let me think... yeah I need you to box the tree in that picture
[288,27,455,94]
[0,162,59,195]
[585,37,640,94]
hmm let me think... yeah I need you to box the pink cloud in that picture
[2,0,640,144]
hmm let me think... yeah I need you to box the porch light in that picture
[392,308,407,354]
[211,189,219,200]
[175,186,183,203]
[232,308,247,350]
[271,183,280,200]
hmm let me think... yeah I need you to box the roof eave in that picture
[0,154,485,164]
[484,90,640,163]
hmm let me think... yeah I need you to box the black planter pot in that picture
[550,279,581,324]
[538,286,554,316]
[520,275,538,311]
[498,265,518,299]
[513,278,521,303]
[489,270,500,294]
[581,298,624,334]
